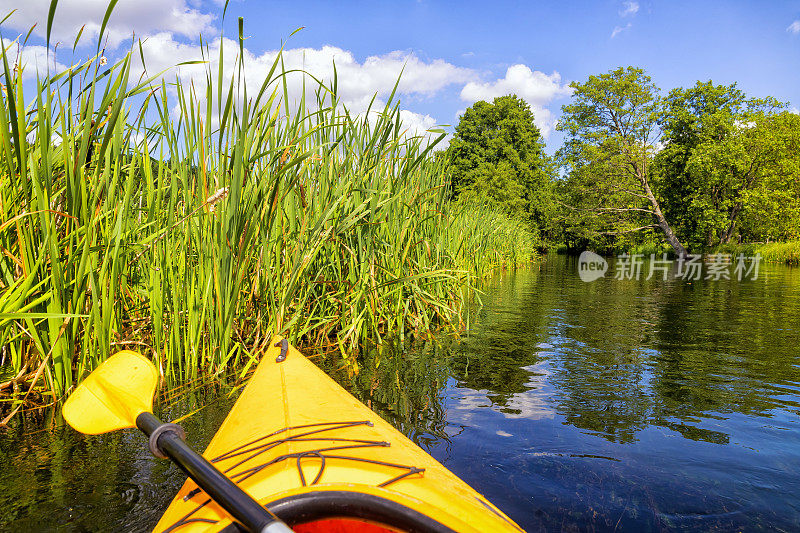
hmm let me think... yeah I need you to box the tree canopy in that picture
[655,81,794,247]
[446,95,555,238]
[441,70,800,255]
[557,66,687,256]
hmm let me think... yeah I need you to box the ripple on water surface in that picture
[1,256,800,532]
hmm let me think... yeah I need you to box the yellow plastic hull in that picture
[154,339,524,532]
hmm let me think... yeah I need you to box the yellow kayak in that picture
[154,338,524,533]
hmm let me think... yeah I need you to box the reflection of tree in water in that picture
[440,258,800,446]
[448,269,555,410]
[450,335,541,409]
[0,385,237,531]
[320,259,800,531]
[651,272,800,428]
[547,273,659,444]
[549,258,800,444]
[324,340,452,451]
[329,259,800,451]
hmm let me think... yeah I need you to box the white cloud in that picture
[0,0,216,48]
[124,33,467,147]
[788,20,800,34]
[3,2,471,147]
[611,22,632,38]
[459,64,572,136]
[4,43,69,80]
[398,109,437,136]
[451,383,554,422]
[619,1,639,17]
[397,109,448,146]
[133,34,473,116]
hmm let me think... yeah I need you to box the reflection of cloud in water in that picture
[498,393,555,420]
[451,361,555,421]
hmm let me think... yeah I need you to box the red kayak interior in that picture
[294,519,396,533]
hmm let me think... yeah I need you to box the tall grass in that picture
[710,241,800,265]
[0,14,535,399]
[758,241,800,266]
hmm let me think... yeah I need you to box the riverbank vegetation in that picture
[554,70,800,256]
[446,95,557,245]
[711,241,800,266]
[2,3,799,404]
[447,68,800,258]
[0,13,535,402]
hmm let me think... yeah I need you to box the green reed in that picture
[710,241,800,265]
[0,10,535,399]
[757,241,800,265]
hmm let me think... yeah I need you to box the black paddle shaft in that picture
[136,412,292,533]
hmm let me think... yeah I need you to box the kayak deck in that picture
[154,339,523,533]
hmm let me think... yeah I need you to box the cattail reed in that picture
[0,4,536,400]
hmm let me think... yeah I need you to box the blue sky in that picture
[2,0,800,153]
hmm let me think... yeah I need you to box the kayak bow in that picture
[155,338,524,533]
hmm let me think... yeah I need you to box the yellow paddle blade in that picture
[63,350,159,435]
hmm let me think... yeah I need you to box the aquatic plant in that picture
[710,241,800,265]
[0,7,535,401]
[752,241,800,266]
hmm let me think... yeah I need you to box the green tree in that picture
[557,67,688,256]
[656,81,786,247]
[736,113,800,241]
[447,95,555,236]
[556,150,663,253]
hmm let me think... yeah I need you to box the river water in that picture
[2,254,799,531]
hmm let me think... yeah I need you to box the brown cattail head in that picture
[205,187,230,212]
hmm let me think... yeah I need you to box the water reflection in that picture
[341,256,800,531]
[0,384,238,531]
[322,341,453,452]
[1,255,799,531]
[457,256,800,446]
